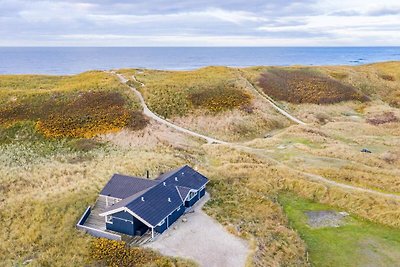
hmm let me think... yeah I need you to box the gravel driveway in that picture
[145,193,249,267]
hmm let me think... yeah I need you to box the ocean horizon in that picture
[1,46,399,75]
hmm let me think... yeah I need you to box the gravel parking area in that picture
[145,193,249,267]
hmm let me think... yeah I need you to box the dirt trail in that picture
[113,72,400,202]
[115,73,227,145]
[240,75,306,125]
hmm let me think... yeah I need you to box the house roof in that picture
[176,186,192,201]
[162,165,209,190]
[99,165,208,227]
[99,174,158,199]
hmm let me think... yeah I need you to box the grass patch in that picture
[128,66,252,118]
[91,238,196,267]
[279,194,400,267]
[258,68,369,104]
[0,72,147,138]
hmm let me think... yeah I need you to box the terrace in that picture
[77,197,157,246]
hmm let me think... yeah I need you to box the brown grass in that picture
[366,111,399,125]
[258,68,369,104]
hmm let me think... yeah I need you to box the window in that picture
[189,191,196,200]
[106,215,113,224]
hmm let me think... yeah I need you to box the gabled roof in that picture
[125,183,183,226]
[176,186,192,201]
[162,165,209,190]
[99,165,209,227]
[99,174,158,199]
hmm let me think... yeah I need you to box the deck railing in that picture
[76,206,121,241]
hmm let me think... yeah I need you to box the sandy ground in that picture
[145,193,249,267]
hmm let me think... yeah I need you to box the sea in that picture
[0,47,399,75]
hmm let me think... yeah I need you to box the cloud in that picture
[0,0,399,46]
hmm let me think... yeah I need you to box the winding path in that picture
[115,73,227,145]
[113,72,400,202]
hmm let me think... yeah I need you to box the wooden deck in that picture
[83,197,156,245]
[84,197,107,230]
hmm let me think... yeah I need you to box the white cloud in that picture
[1,0,400,46]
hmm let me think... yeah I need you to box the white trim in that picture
[99,207,153,228]
[77,206,91,225]
[123,208,154,228]
[99,194,122,201]
[106,215,113,224]
[187,190,197,201]
[154,203,184,227]
[158,219,165,226]
[76,224,121,240]
[112,216,134,224]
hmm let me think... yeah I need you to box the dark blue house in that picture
[99,165,208,238]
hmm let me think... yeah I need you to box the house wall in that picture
[106,210,150,236]
[155,204,185,234]
[155,220,167,233]
[185,191,199,207]
[168,204,185,226]
[106,211,135,236]
[199,188,206,198]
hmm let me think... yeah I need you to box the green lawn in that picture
[279,194,400,267]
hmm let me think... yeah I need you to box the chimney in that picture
[141,197,145,202]
[163,182,166,186]
[168,198,171,202]
[174,177,178,181]
[146,170,149,179]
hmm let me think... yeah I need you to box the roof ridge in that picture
[155,165,188,181]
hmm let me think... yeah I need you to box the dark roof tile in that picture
[99,174,158,199]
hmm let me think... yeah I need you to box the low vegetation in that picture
[91,238,195,267]
[0,72,147,138]
[366,111,399,125]
[119,67,291,142]
[1,62,400,266]
[123,67,253,118]
[258,68,369,104]
[279,194,400,266]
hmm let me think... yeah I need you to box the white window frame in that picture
[106,215,113,224]
[188,191,197,200]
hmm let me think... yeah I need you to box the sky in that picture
[1,0,400,46]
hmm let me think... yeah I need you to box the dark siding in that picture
[185,192,199,207]
[199,188,205,198]
[168,204,185,227]
[155,220,167,233]
[106,218,134,235]
[105,211,150,236]
[106,211,135,236]
[113,211,133,220]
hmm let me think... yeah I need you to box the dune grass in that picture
[279,194,400,267]
[0,72,147,138]
[1,63,400,266]
[258,68,368,104]
[118,67,290,141]
[122,67,253,118]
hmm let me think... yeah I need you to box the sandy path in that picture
[113,72,400,201]
[240,76,306,125]
[145,194,249,267]
[115,73,227,145]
